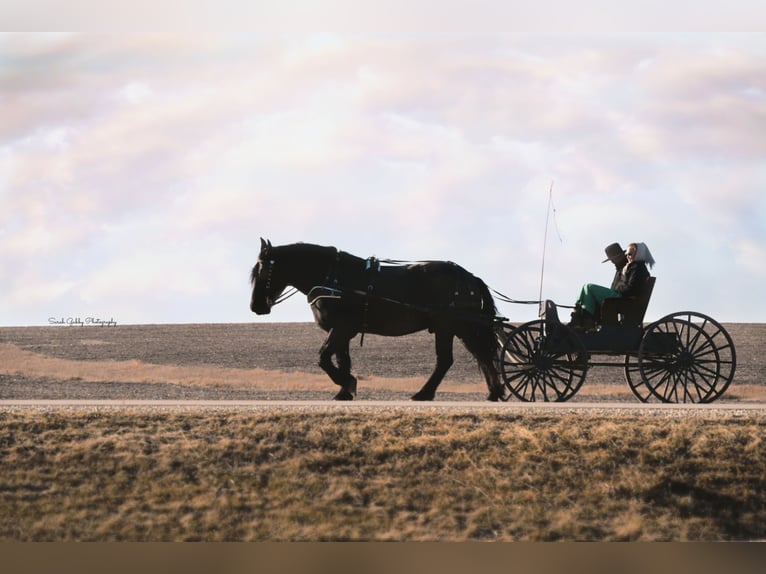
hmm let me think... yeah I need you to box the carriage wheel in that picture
[494,321,517,401]
[498,320,588,402]
[495,322,517,362]
[630,312,736,403]
[624,354,655,402]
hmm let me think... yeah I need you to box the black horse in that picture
[250,239,503,401]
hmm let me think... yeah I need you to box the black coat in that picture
[611,261,650,297]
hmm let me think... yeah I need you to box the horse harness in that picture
[265,247,488,345]
[318,250,491,345]
[320,249,381,345]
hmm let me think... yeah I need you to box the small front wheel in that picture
[498,320,588,402]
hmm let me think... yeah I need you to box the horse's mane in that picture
[251,242,344,286]
[274,242,337,259]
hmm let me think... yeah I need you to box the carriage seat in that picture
[600,276,655,327]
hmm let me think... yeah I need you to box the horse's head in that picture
[250,238,287,315]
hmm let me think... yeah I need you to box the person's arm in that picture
[610,269,622,291]
[614,262,649,296]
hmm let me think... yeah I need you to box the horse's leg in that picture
[333,338,357,400]
[481,360,504,402]
[411,330,454,401]
[318,328,357,401]
[455,325,504,402]
[466,332,503,402]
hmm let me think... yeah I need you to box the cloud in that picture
[735,238,766,279]
[119,81,153,104]
[1,33,764,325]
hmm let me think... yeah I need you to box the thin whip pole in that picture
[538,182,554,304]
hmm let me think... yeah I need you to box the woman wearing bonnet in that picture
[568,242,655,332]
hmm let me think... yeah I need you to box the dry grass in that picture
[0,409,764,541]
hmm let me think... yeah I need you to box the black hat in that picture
[602,242,625,263]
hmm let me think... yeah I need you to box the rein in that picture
[489,288,540,306]
[271,287,300,306]
[259,246,575,318]
[341,256,575,312]
[490,288,574,310]
[374,259,560,309]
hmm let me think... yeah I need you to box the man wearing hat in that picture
[569,242,655,331]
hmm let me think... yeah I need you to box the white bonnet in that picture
[631,242,655,268]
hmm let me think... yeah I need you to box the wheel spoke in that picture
[512,376,533,400]
[686,362,717,400]
[544,364,574,400]
[647,367,675,400]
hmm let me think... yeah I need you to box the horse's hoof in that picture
[333,389,355,401]
[411,391,434,402]
[486,392,501,402]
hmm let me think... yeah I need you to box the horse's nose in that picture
[250,300,271,315]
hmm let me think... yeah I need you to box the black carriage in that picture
[494,277,737,403]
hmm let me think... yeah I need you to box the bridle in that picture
[257,257,299,308]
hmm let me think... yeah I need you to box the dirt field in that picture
[1,322,764,402]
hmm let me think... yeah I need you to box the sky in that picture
[1,12,765,326]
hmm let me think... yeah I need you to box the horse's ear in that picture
[260,238,271,253]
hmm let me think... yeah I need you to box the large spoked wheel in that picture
[626,311,736,403]
[498,320,588,402]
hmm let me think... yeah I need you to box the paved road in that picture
[2,399,765,416]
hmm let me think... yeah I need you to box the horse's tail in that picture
[458,277,503,399]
